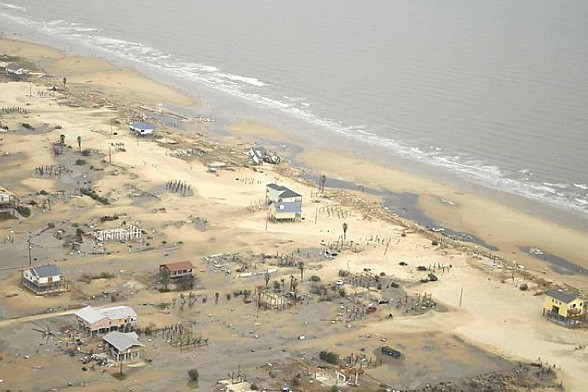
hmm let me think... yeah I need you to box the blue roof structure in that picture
[130,122,156,132]
[32,265,60,278]
[272,202,302,214]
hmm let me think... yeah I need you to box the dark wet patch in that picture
[151,113,186,131]
[519,246,588,276]
[299,171,499,251]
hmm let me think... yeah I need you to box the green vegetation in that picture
[80,188,109,205]
[187,368,199,382]
[16,206,31,217]
[319,350,339,364]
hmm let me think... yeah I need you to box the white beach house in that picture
[129,122,156,136]
[22,265,65,295]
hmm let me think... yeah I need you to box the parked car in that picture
[381,346,402,358]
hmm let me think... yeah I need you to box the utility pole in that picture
[459,287,464,307]
[27,234,32,266]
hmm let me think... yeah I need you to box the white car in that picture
[334,279,344,286]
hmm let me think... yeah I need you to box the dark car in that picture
[381,346,402,358]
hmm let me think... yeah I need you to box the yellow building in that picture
[543,290,584,327]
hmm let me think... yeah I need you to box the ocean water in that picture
[1,1,588,220]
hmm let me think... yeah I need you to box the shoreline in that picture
[3,35,588,291]
[2,35,588,391]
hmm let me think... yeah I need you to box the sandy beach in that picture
[1,36,587,391]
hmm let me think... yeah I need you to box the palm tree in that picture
[342,222,348,240]
[319,174,327,192]
[298,261,305,281]
[77,135,82,152]
[59,134,65,145]
[264,271,270,287]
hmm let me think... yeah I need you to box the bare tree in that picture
[264,271,270,287]
[289,275,297,292]
[342,222,348,240]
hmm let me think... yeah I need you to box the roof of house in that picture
[547,290,582,303]
[75,306,106,324]
[31,265,60,278]
[272,202,302,214]
[75,305,137,324]
[103,331,142,352]
[6,63,25,72]
[278,189,301,198]
[161,260,193,272]
[267,183,287,191]
[101,305,137,321]
[130,122,156,131]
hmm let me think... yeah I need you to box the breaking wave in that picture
[2,10,588,219]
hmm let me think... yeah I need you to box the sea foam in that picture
[2,10,588,220]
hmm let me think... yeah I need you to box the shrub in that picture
[310,275,321,282]
[80,188,109,205]
[319,350,339,364]
[99,271,114,279]
[75,159,86,165]
[39,190,49,196]
[81,149,91,156]
[22,123,33,129]
[16,206,31,217]
[188,368,199,382]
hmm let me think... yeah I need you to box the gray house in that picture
[103,331,143,362]
[266,183,302,204]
